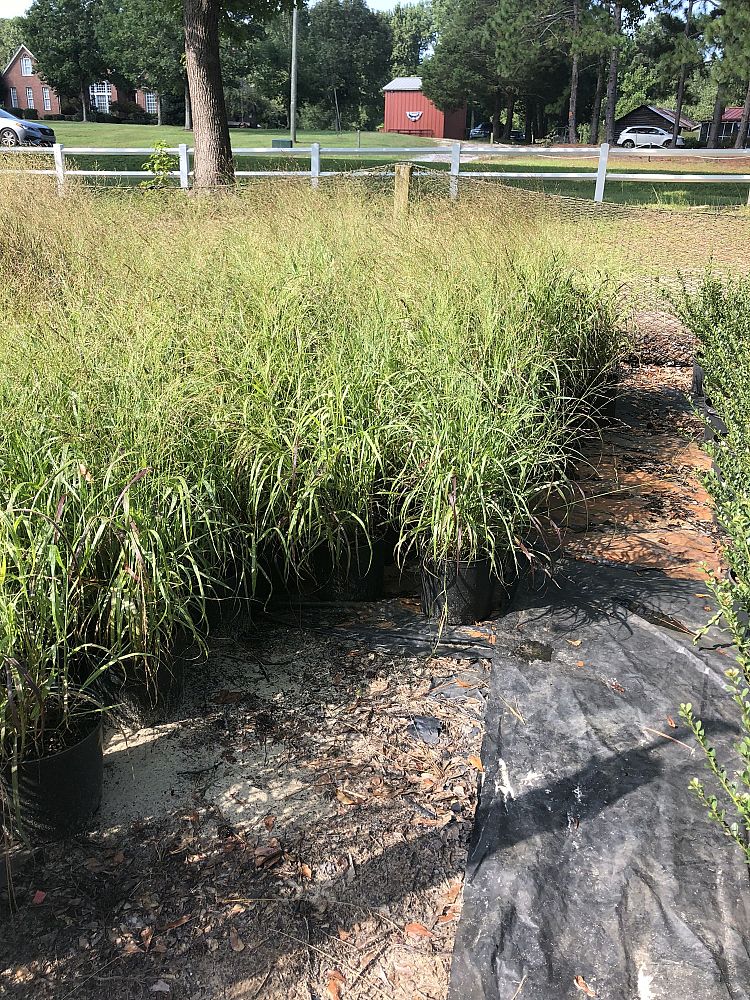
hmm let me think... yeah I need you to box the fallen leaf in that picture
[404,921,434,938]
[667,716,677,729]
[335,788,364,806]
[574,974,596,997]
[576,661,585,668]
[229,926,245,953]
[438,906,459,924]
[157,915,191,932]
[263,814,275,831]
[254,840,282,868]
[326,969,346,1000]
[31,890,47,906]
[567,639,582,647]
[151,938,168,955]
[300,863,313,880]
[150,981,171,994]
[467,755,484,773]
[337,928,350,941]
[443,882,462,904]
[140,927,154,952]
[609,679,625,695]
[212,690,245,704]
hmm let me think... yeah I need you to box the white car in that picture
[617,126,685,149]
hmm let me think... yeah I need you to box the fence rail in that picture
[3,141,750,203]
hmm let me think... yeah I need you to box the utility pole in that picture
[290,0,299,143]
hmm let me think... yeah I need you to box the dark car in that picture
[0,108,57,147]
[468,121,492,140]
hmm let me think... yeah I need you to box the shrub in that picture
[678,275,750,865]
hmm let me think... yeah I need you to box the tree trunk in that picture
[524,98,533,143]
[672,0,693,143]
[157,94,163,127]
[605,2,622,144]
[708,86,724,148]
[734,78,750,150]
[502,92,515,141]
[184,78,192,131]
[591,56,604,144]
[492,91,502,143]
[568,0,580,143]
[184,0,234,187]
[80,83,88,123]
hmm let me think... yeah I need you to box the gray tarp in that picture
[450,560,750,1000]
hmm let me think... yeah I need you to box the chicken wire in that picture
[322,163,750,365]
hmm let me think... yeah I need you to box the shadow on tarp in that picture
[450,558,750,1000]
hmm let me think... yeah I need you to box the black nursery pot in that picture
[3,718,104,841]
[702,402,728,443]
[421,556,496,626]
[315,539,387,602]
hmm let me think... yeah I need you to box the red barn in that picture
[383,77,466,140]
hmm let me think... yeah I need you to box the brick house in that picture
[2,44,61,117]
[1,43,158,119]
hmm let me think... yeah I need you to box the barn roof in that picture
[649,106,698,129]
[383,77,422,92]
[614,104,697,129]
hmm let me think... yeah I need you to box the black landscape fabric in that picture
[450,560,750,1000]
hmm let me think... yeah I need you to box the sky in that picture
[2,0,419,13]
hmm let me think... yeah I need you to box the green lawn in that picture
[32,120,441,149]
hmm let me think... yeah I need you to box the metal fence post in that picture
[178,143,190,190]
[594,141,609,203]
[52,142,65,195]
[310,142,321,189]
[449,141,461,200]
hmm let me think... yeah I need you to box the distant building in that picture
[698,107,750,147]
[1,42,158,119]
[2,44,61,117]
[613,105,697,141]
[383,77,466,141]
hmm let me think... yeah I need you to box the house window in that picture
[89,81,112,114]
[42,87,51,111]
[144,91,157,115]
[20,56,33,76]
[9,87,18,108]
[25,87,34,109]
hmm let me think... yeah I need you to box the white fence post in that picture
[52,142,65,195]
[310,142,321,188]
[594,142,609,203]
[178,143,190,190]
[449,141,461,200]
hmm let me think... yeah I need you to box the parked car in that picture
[0,108,56,147]
[616,126,685,149]
[468,121,492,140]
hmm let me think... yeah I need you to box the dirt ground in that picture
[1,603,493,1000]
[0,363,723,1000]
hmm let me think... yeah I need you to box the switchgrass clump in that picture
[678,274,750,865]
[0,175,622,765]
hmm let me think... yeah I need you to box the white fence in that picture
[3,141,750,203]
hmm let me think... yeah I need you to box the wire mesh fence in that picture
[319,164,750,365]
